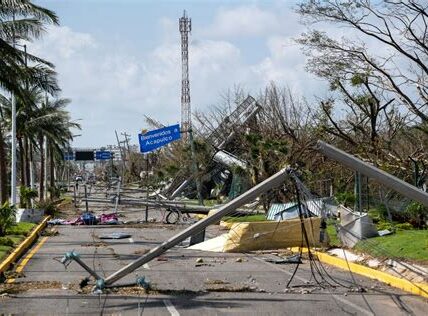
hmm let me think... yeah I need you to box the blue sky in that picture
[31,0,327,147]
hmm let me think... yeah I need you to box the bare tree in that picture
[297,0,428,131]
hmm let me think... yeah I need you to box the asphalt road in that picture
[0,191,427,316]
[1,221,427,315]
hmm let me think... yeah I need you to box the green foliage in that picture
[164,164,180,177]
[368,206,389,223]
[404,202,428,229]
[6,222,36,236]
[350,73,366,86]
[35,199,58,216]
[0,237,14,247]
[0,245,13,261]
[48,186,61,199]
[326,218,341,247]
[19,186,38,209]
[223,214,266,223]
[395,223,414,230]
[335,191,355,207]
[355,230,428,262]
[0,202,16,236]
[376,221,394,231]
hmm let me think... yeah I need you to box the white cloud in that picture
[25,6,324,147]
[26,25,248,147]
[31,26,95,59]
[203,5,280,38]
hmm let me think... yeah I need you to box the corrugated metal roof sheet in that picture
[267,199,326,221]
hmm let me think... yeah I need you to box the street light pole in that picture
[9,23,19,205]
[10,94,17,205]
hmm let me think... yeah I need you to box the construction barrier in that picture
[223,217,322,252]
[0,216,50,276]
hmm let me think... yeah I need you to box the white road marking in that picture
[128,238,134,243]
[163,299,180,316]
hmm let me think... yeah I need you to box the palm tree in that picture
[0,0,59,95]
[0,0,59,202]
[29,97,80,200]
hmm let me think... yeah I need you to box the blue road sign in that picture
[95,151,112,160]
[139,124,181,153]
[64,153,74,161]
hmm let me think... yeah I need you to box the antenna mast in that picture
[179,10,191,140]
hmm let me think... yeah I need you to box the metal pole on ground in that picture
[317,141,428,207]
[103,166,290,286]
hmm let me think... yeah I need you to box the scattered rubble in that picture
[204,279,229,285]
[133,248,149,255]
[41,228,59,236]
[4,271,25,279]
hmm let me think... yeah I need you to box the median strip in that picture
[0,216,51,278]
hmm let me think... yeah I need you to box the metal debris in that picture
[264,254,302,264]
[98,232,132,239]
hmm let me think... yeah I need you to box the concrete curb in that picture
[0,216,51,276]
[292,247,428,298]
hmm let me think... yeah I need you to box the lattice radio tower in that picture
[179,10,191,140]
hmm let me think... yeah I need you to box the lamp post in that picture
[67,133,81,188]
[10,94,16,205]
[10,42,27,205]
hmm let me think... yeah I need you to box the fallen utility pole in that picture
[317,141,428,208]
[102,166,290,287]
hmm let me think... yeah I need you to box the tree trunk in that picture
[24,136,30,187]
[49,146,55,198]
[29,143,35,189]
[39,135,45,201]
[0,127,8,204]
[18,136,25,187]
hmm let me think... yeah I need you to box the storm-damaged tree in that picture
[296,0,428,180]
[297,0,428,132]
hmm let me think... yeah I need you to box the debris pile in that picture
[47,212,119,226]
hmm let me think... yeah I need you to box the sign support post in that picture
[145,153,149,223]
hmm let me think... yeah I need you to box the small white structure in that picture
[337,205,378,247]
[16,208,44,223]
